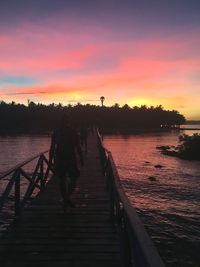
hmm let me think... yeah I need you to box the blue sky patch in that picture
[0,76,38,87]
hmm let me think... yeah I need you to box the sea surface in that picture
[0,134,51,231]
[103,127,200,267]
[0,135,50,176]
[0,127,200,266]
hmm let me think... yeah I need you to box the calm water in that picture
[0,135,51,231]
[104,128,200,267]
[0,135,50,175]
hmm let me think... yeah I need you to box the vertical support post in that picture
[14,169,21,216]
[121,217,132,267]
[110,174,117,224]
[39,155,44,190]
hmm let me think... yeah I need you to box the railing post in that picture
[39,155,44,190]
[122,217,133,267]
[106,162,115,223]
[14,168,21,216]
[0,150,52,218]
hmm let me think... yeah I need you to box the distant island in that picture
[0,101,185,133]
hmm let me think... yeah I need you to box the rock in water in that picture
[148,176,156,181]
[154,164,163,168]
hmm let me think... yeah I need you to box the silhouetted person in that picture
[89,124,95,135]
[49,115,83,207]
[80,125,88,153]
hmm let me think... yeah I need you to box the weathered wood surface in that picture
[0,135,120,267]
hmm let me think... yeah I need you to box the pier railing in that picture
[0,151,54,216]
[97,130,165,267]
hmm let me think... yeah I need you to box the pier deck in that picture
[0,135,120,267]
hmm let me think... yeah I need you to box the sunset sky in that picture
[0,0,200,119]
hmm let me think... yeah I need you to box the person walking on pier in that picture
[49,115,84,207]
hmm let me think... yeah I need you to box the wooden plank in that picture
[0,261,120,267]
[0,135,120,266]
[0,260,120,267]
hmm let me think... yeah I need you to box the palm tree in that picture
[100,96,105,107]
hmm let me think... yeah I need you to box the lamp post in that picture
[100,96,105,107]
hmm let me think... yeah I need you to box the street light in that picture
[100,96,105,107]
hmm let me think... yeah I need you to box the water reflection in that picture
[0,135,51,234]
[104,130,200,267]
[0,135,50,175]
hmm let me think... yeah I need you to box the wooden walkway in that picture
[0,135,120,267]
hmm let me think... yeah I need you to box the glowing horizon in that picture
[0,1,200,120]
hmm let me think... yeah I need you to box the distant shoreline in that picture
[185,120,200,124]
[0,130,51,136]
[0,124,199,136]
[179,127,200,130]
[102,127,180,134]
[102,126,200,134]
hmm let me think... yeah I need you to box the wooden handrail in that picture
[0,150,48,180]
[0,150,53,217]
[97,129,165,267]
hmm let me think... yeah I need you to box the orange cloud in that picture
[1,24,200,119]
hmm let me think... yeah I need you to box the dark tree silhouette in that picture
[0,101,186,133]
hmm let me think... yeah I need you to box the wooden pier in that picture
[0,135,120,267]
[0,132,165,267]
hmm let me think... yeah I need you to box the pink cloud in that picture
[0,44,97,75]
[1,20,200,119]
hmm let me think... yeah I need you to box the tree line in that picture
[0,101,185,133]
